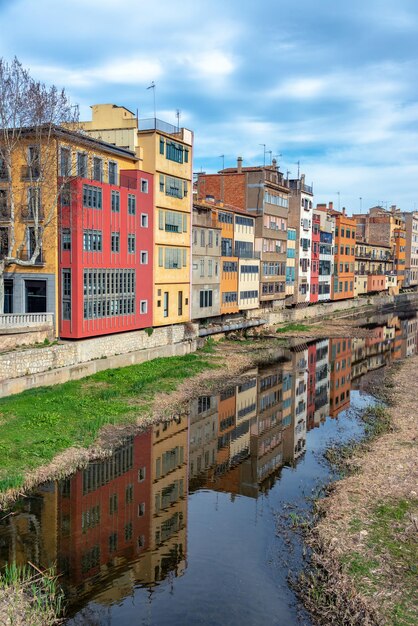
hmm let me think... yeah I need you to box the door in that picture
[25,280,47,313]
[178,291,183,316]
[163,292,169,318]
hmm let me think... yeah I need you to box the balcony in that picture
[21,166,41,181]
[301,183,313,194]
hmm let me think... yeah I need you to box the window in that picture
[163,292,169,317]
[178,290,183,316]
[60,147,71,177]
[108,161,117,185]
[109,532,118,553]
[201,230,205,246]
[160,137,165,155]
[222,291,237,303]
[140,251,148,264]
[93,157,103,182]
[83,269,136,319]
[208,230,213,247]
[83,184,102,209]
[111,190,120,212]
[109,493,118,515]
[208,259,213,277]
[221,238,233,256]
[77,152,87,178]
[218,211,233,224]
[62,269,71,320]
[125,522,133,541]
[126,484,134,504]
[141,213,148,227]
[138,502,145,517]
[128,194,136,215]
[200,259,205,277]
[240,290,258,300]
[138,467,146,482]
[166,140,185,163]
[199,290,213,308]
[159,210,185,233]
[141,179,149,193]
[223,261,237,272]
[140,300,148,314]
[62,229,71,251]
[83,230,102,252]
[27,187,41,219]
[128,234,135,254]
[111,232,120,253]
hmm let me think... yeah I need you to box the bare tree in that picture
[0,57,79,314]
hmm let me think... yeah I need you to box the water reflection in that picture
[0,311,417,620]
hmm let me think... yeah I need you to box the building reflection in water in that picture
[0,311,417,612]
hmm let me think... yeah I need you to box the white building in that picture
[288,175,314,304]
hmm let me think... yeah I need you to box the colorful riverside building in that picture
[310,212,320,303]
[288,175,314,305]
[314,206,334,302]
[318,203,356,301]
[285,227,296,303]
[59,149,154,339]
[401,211,418,287]
[191,200,222,319]
[329,337,352,417]
[354,241,396,296]
[0,125,154,338]
[194,198,260,315]
[83,104,193,327]
[197,158,289,308]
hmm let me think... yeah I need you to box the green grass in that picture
[276,323,312,334]
[0,563,64,625]
[344,499,418,625]
[0,344,219,494]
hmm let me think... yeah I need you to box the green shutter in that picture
[183,248,187,267]
[158,247,163,267]
[159,210,164,230]
[183,214,187,232]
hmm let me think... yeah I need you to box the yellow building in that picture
[0,126,139,332]
[83,104,194,327]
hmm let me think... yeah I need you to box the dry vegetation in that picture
[301,355,418,626]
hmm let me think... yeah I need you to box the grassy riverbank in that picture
[0,342,220,499]
[301,357,418,626]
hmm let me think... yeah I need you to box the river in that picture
[0,308,417,625]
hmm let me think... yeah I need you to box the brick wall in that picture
[197,173,246,209]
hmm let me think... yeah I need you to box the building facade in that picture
[314,207,334,302]
[83,104,194,327]
[288,176,314,305]
[191,201,221,320]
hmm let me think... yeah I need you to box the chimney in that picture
[329,201,333,210]
[237,156,243,173]
[342,207,346,216]
[272,158,277,169]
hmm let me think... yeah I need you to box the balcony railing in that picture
[138,117,182,136]
[301,183,313,194]
[236,250,261,260]
[21,166,41,181]
[0,312,54,329]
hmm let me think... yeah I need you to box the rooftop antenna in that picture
[219,154,225,170]
[147,81,156,119]
[273,153,282,168]
[295,160,300,178]
[336,191,340,211]
[359,196,362,213]
[286,169,291,180]
[266,150,272,165]
[176,109,181,132]
[259,143,266,166]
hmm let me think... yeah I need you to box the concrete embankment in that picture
[0,291,417,398]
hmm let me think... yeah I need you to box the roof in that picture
[11,124,138,161]
[193,199,255,218]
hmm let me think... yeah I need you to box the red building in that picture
[306,343,317,430]
[310,213,320,303]
[59,169,153,339]
[57,430,152,591]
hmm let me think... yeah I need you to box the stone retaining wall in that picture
[0,323,198,389]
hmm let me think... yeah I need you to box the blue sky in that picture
[1,0,418,212]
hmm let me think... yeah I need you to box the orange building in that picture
[329,338,352,417]
[330,208,356,300]
[394,227,406,288]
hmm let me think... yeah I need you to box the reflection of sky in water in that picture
[1,311,417,626]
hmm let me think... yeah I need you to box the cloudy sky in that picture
[1,0,418,212]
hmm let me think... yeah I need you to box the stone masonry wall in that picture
[0,323,199,385]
